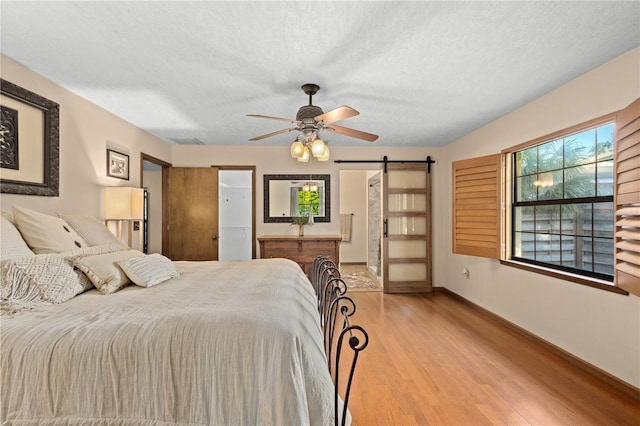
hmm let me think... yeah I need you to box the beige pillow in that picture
[1,253,93,314]
[1,214,35,260]
[118,253,180,287]
[12,205,88,254]
[58,214,128,248]
[73,250,145,294]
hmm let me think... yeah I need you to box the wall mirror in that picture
[263,174,330,223]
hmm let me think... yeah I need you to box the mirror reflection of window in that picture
[270,180,325,217]
[264,174,330,222]
[293,186,322,217]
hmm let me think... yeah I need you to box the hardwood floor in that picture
[338,291,640,425]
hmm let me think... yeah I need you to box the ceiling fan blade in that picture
[315,106,359,124]
[326,124,378,142]
[248,128,297,141]
[247,114,298,124]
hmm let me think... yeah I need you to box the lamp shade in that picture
[310,138,326,157]
[317,146,330,161]
[105,187,144,220]
[297,146,310,162]
[290,141,305,158]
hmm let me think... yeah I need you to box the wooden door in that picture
[165,167,219,261]
[382,163,432,293]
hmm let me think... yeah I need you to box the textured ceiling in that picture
[1,1,639,148]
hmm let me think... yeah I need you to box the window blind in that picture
[452,154,501,259]
[614,98,640,296]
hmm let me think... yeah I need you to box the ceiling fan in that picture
[247,83,378,161]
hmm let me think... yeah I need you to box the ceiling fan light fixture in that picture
[290,140,305,158]
[297,146,310,162]
[311,138,326,157]
[318,146,330,161]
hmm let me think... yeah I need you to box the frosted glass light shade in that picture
[105,187,144,220]
[311,138,326,157]
[290,141,305,158]
[318,146,330,161]
[297,147,310,162]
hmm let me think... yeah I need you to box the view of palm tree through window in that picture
[297,190,320,217]
[513,122,614,279]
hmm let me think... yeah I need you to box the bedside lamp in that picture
[105,187,144,247]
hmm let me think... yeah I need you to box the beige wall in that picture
[171,145,441,257]
[0,55,172,218]
[437,47,640,388]
[339,170,371,263]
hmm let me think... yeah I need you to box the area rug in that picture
[340,269,382,292]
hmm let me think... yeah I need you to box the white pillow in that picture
[11,205,88,254]
[1,214,35,260]
[1,253,93,314]
[58,214,128,248]
[73,250,145,294]
[117,253,180,287]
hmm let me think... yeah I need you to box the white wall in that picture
[436,47,640,388]
[0,55,172,218]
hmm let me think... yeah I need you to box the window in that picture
[511,121,615,280]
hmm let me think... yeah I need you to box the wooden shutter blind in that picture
[452,153,501,259]
[614,98,640,297]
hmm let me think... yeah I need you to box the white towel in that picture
[340,214,352,242]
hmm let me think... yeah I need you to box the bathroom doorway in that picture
[339,169,382,291]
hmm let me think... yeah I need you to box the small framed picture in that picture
[107,149,129,180]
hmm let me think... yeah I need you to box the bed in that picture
[1,206,361,425]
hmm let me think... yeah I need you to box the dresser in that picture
[258,235,342,277]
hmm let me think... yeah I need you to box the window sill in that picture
[500,260,628,295]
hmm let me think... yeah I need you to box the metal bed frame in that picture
[310,256,369,426]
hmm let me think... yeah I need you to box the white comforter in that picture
[1,258,337,425]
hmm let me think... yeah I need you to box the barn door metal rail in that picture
[334,155,436,173]
[311,256,369,426]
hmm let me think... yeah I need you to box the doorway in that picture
[367,172,382,278]
[164,166,256,261]
[218,169,255,260]
[339,169,382,291]
[140,153,171,254]
[339,165,433,294]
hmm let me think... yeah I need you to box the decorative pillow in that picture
[11,205,88,254]
[0,253,93,315]
[58,214,128,248]
[73,250,145,294]
[1,214,35,260]
[117,253,180,288]
[61,243,127,259]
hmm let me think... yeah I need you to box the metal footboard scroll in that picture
[311,256,369,426]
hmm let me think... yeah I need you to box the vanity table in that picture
[258,235,341,277]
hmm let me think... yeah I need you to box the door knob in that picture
[212,235,218,240]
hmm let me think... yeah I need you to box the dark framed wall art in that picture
[0,79,60,196]
[107,149,129,180]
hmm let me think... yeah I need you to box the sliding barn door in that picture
[382,164,432,293]
[165,167,219,261]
